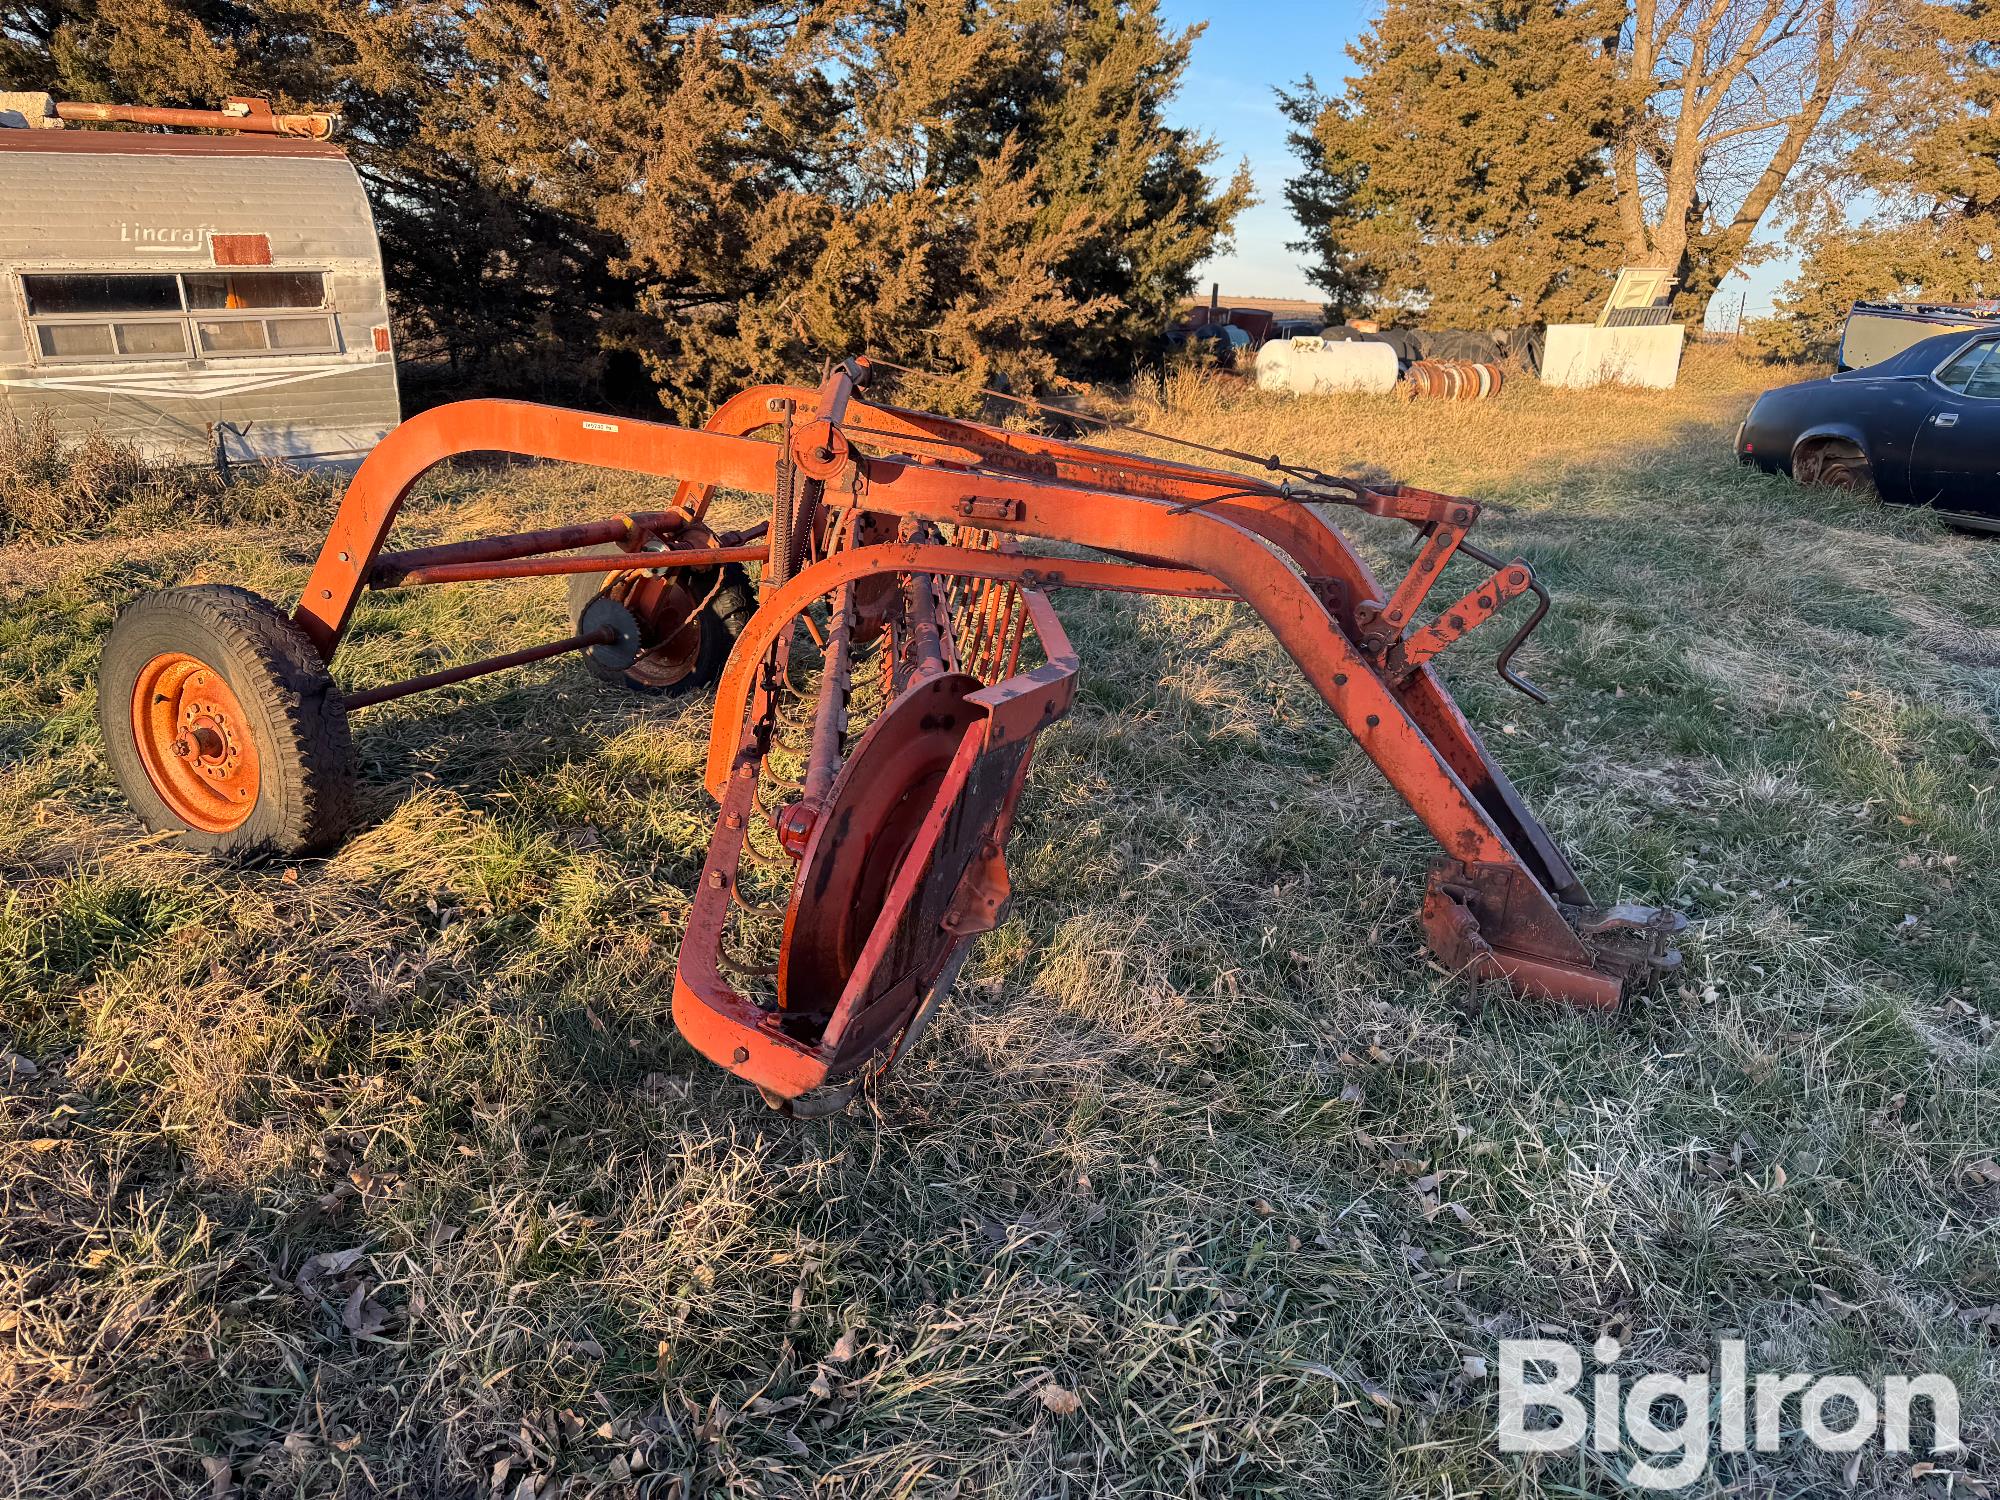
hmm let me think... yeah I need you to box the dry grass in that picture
[0,414,336,546]
[1,346,1996,1497]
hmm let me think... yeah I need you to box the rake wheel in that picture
[567,532,756,695]
[776,670,984,1024]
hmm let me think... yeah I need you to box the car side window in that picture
[1965,349,2000,399]
[1935,339,2000,396]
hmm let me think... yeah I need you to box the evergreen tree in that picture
[2,0,1247,411]
[1281,0,1622,327]
[1277,79,1374,317]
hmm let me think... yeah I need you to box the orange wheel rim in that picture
[129,652,260,833]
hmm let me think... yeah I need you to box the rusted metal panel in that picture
[210,233,272,266]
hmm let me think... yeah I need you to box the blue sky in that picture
[1158,0,1792,323]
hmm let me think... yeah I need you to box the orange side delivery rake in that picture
[98,357,1684,1111]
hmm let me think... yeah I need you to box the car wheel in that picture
[1794,438,1874,494]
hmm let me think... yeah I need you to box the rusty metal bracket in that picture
[1385,558,1534,681]
[1358,520,1469,654]
[1424,860,1684,1010]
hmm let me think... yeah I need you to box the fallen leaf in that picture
[1038,1384,1082,1415]
[297,1246,367,1292]
[340,1282,388,1338]
[828,1329,860,1362]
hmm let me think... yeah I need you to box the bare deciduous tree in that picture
[1613,0,1893,312]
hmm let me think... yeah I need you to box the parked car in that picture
[1736,327,2000,531]
[1166,321,1252,368]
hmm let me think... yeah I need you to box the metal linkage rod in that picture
[369,512,685,585]
[382,544,769,588]
[344,627,616,710]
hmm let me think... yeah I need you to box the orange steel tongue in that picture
[295,357,1683,1111]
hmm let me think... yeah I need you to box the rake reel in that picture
[97,357,1684,1110]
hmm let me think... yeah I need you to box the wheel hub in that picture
[131,653,259,833]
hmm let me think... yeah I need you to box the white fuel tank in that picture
[1253,336,1400,396]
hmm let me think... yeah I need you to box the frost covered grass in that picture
[1,347,1995,1496]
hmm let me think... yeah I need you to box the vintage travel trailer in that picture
[0,94,399,467]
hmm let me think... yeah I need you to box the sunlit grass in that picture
[1,346,1994,1495]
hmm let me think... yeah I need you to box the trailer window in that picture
[36,324,115,358]
[183,272,325,310]
[115,322,191,356]
[20,269,339,364]
[186,271,336,357]
[196,315,338,357]
[23,273,181,317]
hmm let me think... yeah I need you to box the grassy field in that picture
[2,346,1995,1497]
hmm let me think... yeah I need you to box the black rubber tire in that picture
[566,545,757,698]
[98,584,357,856]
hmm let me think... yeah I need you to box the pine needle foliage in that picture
[4,0,1250,414]
[1281,0,1622,327]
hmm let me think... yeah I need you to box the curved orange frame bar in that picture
[293,365,1658,1050]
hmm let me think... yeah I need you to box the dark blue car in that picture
[1737,327,2000,531]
